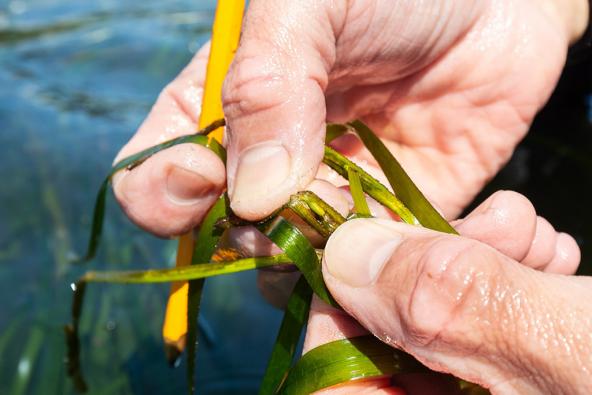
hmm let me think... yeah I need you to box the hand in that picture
[108,1,590,392]
[113,0,588,236]
[305,190,585,394]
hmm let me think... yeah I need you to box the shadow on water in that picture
[0,0,590,394]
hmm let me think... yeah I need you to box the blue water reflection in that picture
[0,1,280,394]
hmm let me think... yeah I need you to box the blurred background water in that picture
[0,0,590,394]
[0,1,282,394]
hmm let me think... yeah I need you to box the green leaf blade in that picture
[322,146,416,225]
[349,120,457,234]
[260,217,337,307]
[77,179,109,263]
[347,167,371,217]
[81,255,290,284]
[259,276,312,395]
[325,123,349,144]
[278,336,427,395]
[186,194,229,394]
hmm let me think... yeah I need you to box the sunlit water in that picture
[0,1,281,394]
[0,1,591,394]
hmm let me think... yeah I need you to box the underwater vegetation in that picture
[66,117,488,394]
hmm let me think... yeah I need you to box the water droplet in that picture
[17,358,30,377]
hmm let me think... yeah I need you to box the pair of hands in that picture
[113,0,590,393]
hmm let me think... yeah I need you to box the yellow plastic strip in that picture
[162,0,245,358]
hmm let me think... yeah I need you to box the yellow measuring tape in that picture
[162,0,245,360]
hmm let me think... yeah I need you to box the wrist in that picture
[542,0,590,44]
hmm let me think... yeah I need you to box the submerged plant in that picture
[65,118,489,394]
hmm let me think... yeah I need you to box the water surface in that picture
[1,1,281,394]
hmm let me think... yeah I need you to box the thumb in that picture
[222,0,345,220]
[322,218,592,394]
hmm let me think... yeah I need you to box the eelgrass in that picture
[66,119,487,394]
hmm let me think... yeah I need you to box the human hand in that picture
[108,1,590,391]
[113,0,588,236]
[304,190,586,394]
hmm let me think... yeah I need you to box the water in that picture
[0,1,281,394]
[0,1,590,394]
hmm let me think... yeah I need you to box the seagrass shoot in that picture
[65,118,489,395]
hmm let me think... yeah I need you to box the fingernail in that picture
[324,219,402,287]
[230,142,291,202]
[166,165,215,205]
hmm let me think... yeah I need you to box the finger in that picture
[338,186,399,220]
[309,179,350,219]
[221,179,349,257]
[322,218,590,393]
[222,0,347,220]
[520,216,557,269]
[303,298,454,395]
[303,298,402,395]
[314,379,403,395]
[453,190,537,261]
[302,297,368,354]
[223,226,284,258]
[543,232,581,275]
[257,271,301,310]
[219,223,295,310]
[390,373,465,395]
[113,144,225,237]
[306,191,578,392]
[327,129,469,220]
[453,191,581,273]
[113,44,226,237]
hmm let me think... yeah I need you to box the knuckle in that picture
[493,190,531,209]
[403,237,498,347]
[222,52,288,119]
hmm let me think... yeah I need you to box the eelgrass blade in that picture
[76,119,225,263]
[64,281,88,392]
[348,120,457,234]
[325,123,349,144]
[80,255,290,284]
[114,121,225,173]
[78,179,108,262]
[278,336,427,395]
[259,217,337,307]
[186,195,229,394]
[192,195,229,265]
[287,191,346,238]
[347,167,371,217]
[65,255,290,392]
[11,326,44,395]
[0,317,21,358]
[323,146,417,224]
[258,276,312,395]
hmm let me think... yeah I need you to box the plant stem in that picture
[323,146,418,225]
[287,191,346,238]
[346,167,371,217]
